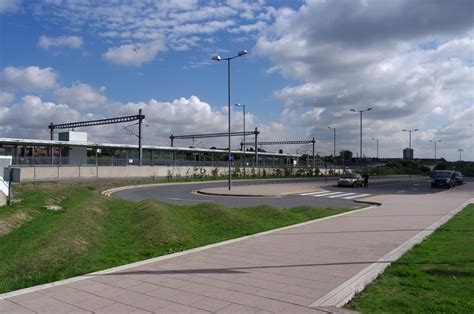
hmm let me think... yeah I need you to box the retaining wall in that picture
[18,165,289,181]
[18,165,343,181]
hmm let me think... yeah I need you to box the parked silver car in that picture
[338,173,364,188]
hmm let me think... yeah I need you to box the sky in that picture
[0,0,473,161]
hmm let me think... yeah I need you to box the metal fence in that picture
[11,156,306,169]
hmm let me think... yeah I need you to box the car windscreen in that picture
[341,174,358,178]
[432,171,452,178]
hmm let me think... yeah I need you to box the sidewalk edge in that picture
[310,198,474,309]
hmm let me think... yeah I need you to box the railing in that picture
[11,157,305,169]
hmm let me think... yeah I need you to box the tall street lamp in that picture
[212,50,247,190]
[429,139,441,160]
[458,148,463,161]
[350,107,372,162]
[328,126,336,157]
[458,148,464,171]
[372,138,379,159]
[402,128,418,149]
[235,103,246,175]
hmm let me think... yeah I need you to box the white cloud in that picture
[53,82,107,109]
[0,95,82,139]
[100,95,263,148]
[0,92,14,105]
[0,66,58,91]
[432,107,443,115]
[103,40,167,66]
[229,21,266,33]
[38,35,84,50]
[254,0,474,161]
[0,0,19,13]
[33,0,275,62]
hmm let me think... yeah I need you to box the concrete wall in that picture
[18,165,281,181]
[17,165,346,181]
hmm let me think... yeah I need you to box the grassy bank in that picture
[0,181,353,294]
[346,204,474,313]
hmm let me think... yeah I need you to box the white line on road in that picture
[328,193,356,198]
[343,193,371,199]
[300,191,329,196]
[313,192,346,197]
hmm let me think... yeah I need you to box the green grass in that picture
[346,204,474,313]
[0,181,353,293]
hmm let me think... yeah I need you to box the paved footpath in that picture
[1,186,472,313]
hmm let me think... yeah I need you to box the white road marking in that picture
[343,193,371,199]
[328,193,356,198]
[300,191,329,196]
[313,192,345,197]
[299,191,372,200]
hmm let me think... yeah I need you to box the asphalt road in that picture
[112,176,470,209]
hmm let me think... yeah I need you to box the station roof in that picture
[0,137,298,157]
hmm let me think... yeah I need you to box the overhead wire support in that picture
[170,128,260,167]
[169,129,259,147]
[48,109,145,166]
[48,114,144,133]
[241,138,316,168]
[241,139,315,146]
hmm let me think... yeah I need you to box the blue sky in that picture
[0,0,473,161]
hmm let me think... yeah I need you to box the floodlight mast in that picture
[429,139,442,160]
[350,108,372,162]
[402,128,419,149]
[328,126,336,157]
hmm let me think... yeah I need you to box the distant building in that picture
[58,131,88,164]
[403,148,414,159]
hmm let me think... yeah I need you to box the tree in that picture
[339,150,353,160]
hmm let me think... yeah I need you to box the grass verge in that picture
[0,180,354,294]
[346,204,474,313]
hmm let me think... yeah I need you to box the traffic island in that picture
[196,182,325,198]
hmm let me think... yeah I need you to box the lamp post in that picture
[328,126,336,157]
[212,50,247,190]
[372,138,379,159]
[458,148,464,171]
[429,139,441,160]
[350,108,372,163]
[402,128,418,149]
[235,103,246,175]
[458,148,463,161]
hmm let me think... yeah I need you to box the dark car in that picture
[338,173,364,187]
[454,172,464,185]
[431,170,456,188]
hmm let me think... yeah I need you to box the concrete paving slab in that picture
[1,184,472,313]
